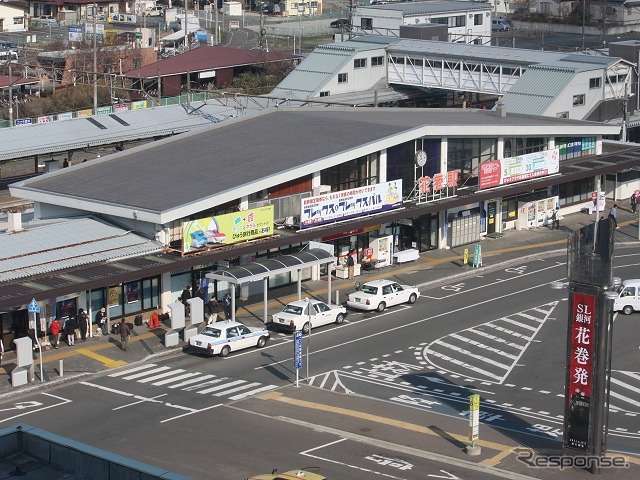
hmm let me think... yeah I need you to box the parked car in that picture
[246,467,326,480]
[268,299,346,334]
[143,6,164,16]
[36,15,57,26]
[347,279,419,312]
[330,18,351,28]
[187,320,270,357]
[491,19,510,32]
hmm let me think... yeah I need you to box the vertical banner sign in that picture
[294,330,303,370]
[564,291,596,452]
[463,248,468,266]
[473,245,482,268]
[468,394,480,445]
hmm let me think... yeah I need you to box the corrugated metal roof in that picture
[271,40,391,99]
[125,46,299,79]
[0,100,260,161]
[499,66,577,116]
[0,217,163,282]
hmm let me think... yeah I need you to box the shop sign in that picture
[479,148,559,189]
[182,205,274,254]
[57,112,73,121]
[301,180,402,229]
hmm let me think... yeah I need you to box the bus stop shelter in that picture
[206,248,336,323]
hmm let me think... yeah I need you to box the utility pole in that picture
[184,0,189,50]
[8,63,12,125]
[93,3,98,111]
[348,0,355,40]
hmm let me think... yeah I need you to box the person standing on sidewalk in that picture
[96,307,107,336]
[631,193,637,214]
[78,308,89,341]
[347,249,355,280]
[50,318,61,349]
[65,315,78,346]
[118,319,131,351]
[609,204,618,229]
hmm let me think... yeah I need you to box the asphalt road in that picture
[1,248,640,478]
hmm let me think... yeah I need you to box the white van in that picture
[0,50,19,64]
[613,279,640,314]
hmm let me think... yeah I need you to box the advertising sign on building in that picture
[181,205,274,254]
[479,148,560,189]
[300,180,403,229]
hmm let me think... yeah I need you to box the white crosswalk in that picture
[418,301,558,384]
[108,364,277,401]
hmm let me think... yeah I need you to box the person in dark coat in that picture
[223,293,232,320]
[65,315,78,346]
[206,296,220,324]
[118,319,131,351]
[78,308,89,341]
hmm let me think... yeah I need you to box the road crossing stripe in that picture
[137,369,186,383]
[198,379,246,394]
[449,334,518,359]
[151,372,202,386]
[514,312,544,323]
[425,349,502,380]
[229,384,278,401]
[122,366,170,380]
[214,382,261,396]
[610,376,640,396]
[466,328,525,350]
[431,340,512,370]
[499,318,538,332]
[167,374,216,388]
[109,364,158,377]
[618,371,640,382]
[609,388,640,408]
[486,324,532,340]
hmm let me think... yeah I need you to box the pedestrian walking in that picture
[78,308,89,341]
[347,250,356,279]
[96,307,107,336]
[609,203,618,229]
[631,193,637,214]
[206,296,219,324]
[65,315,78,346]
[50,318,61,348]
[118,319,131,351]
[0,338,4,368]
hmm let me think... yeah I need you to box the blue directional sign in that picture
[28,298,40,313]
[294,330,303,370]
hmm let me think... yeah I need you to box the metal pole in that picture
[8,63,12,125]
[93,3,97,111]
[306,308,310,382]
[582,0,585,50]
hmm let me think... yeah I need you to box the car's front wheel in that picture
[302,322,311,334]
[256,336,267,348]
[376,302,386,312]
[219,345,230,357]
[335,313,345,324]
[408,293,417,304]
[623,305,634,315]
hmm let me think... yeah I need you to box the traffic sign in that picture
[28,298,40,313]
[294,330,303,370]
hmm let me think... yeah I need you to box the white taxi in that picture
[268,298,346,334]
[188,320,269,357]
[347,279,419,312]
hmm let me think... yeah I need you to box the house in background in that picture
[0,1,27,32]
[353,1,493,45]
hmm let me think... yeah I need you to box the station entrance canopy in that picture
[206,248,336,323]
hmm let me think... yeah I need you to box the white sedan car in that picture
[268,299,346,334]
[347,279,420,312]
[188,321,269,357]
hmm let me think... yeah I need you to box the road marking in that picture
[75,348,127,368]
[122,366,171,380]
[109,364,158,377]
[214,382,260,396]
[229,384,278,401]
[197,379,246,394]
[138,369,186,383]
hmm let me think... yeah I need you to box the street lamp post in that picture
[582,0,586,50]
[298,3,306,55]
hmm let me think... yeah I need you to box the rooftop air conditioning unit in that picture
[313,185,331,196]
